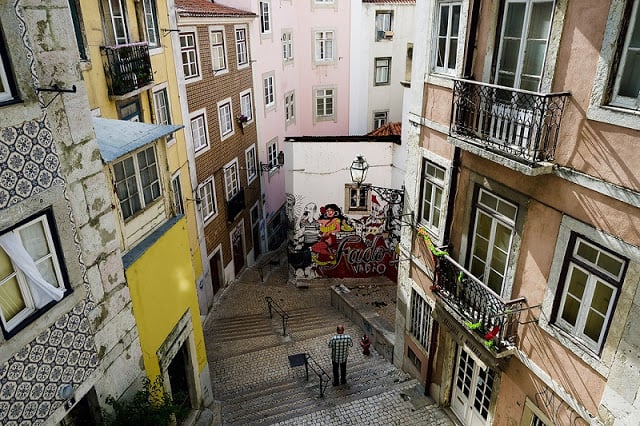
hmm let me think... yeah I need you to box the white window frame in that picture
[198,177,218,222]
[468,188,518,296]
[285,91,295,125]
[0,214,67,334]
[153,86,173,142]
[374,57,391,85]
[234,26,249,68]
[0,42,12,103]
[259,1,271,34]
[240,89,253,124]
[245,145,258,185]
[210,28,228,74]
[218,98,234,139]
[314,87,336,121]
[420,160,446,237]
[263,72,275,110]
[112,145,162,221]
[108,0,129,45]
[190,109,209,155]
[555,235,626,353]
[432,1,462,75]
[142,0,159,48]
[282,30,293,62]
[224,159,241,201]
[410,288,432,349]
[314,30,335,63]
[266,139,278,170]
[180,30,201,81]
[171,172,184,216]
[373,111,388,129]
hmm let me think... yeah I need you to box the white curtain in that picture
[0,232,64,309]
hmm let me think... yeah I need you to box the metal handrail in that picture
[304,354,331,397]
[265,296,289,336]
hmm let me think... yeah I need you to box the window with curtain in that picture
[0,213,67,336]
[211,30,227,72]
[113,145,161,220]
[142,0,159,47]
[374,57,391,85]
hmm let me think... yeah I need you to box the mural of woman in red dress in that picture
[311,204,351,265]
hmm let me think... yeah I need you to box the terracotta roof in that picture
[176,0,256,18]
[367,122,401,137]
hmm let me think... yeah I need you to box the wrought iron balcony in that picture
[432,253,526,355]
[450,78,570,170]
[102,42,153,97]
[226,188,245,222]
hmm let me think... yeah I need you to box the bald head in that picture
[336,325,344,334]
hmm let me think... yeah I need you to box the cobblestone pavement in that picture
[203,255,455,426]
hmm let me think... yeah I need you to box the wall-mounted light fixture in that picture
[349,154,404,205]
[259,150,285,173]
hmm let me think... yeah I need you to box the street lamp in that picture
[349,154,404,205]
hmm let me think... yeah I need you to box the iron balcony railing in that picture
[226,188,245,222]
[102,42,153,97]
[450,78,570,167]
[432,253,526,353]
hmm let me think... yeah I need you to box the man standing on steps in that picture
[328,324,353,386]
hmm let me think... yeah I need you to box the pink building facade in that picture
[395,1,640,425]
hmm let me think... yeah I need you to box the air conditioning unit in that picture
[384,31,394,38]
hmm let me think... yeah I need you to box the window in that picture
[0,27,16,103]
[495,0,554,91]
[171,173,184,215]
[315,88,335,119]
[410,289,432,349]
[259,1,271,34]
[218,100,234,138]
[610,0,640,109]
[198,178,217,222]
[108,0,129,45]
[375,11,393,41]
[554,235,626,353]
[245,145,258,184]
[240,90,253,123]
[468,188,518,296]
[118,99,141,121]
[190,112,208,153]
[374,111,388,129]
[210,30,227,73]
[142,0,159,47]
[433,1,461,75]
[153,88,173,141]
[224,161,240,200]
[407,347,422,371]
[263,74,275,108]
[420,160,446,235]
[180,32,199,80]
[374,57,391,85]
[68,0,88,60]
[235,27,249,67]
[113,146,161,220]
[0,213,67,336]
[267,140,278,169]
[344,184,369,213]
[285,91,295,124]
[314,30,334,62]
[282,31,293,62]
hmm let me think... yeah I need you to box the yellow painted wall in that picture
[125,217,207,379]
[79,0,203,280]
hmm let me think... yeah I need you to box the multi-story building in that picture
[70,0,213,413]
[0,1,144,423]
[350,0,416,136]
[175,1,262,308]
[396,0,640,425]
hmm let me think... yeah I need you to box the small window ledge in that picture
[586,104,640,131]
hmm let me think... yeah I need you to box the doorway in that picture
[451,345,495,425]
[209,250,222,295]
[231,224,245,276]
[168,342,192,424]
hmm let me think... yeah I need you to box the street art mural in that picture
[286,191,403,281]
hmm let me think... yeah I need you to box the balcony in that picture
[226,188,245,222]
[431,253,526,359]
[102,42,153,98]
[450,78,570,175]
